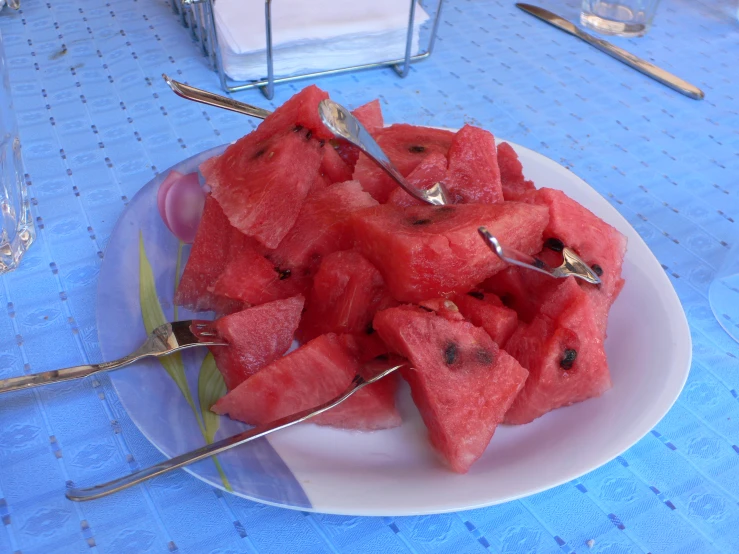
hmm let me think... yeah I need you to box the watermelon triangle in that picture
[212,333,401,431]
[444,124,503,204]
[503,278,611,424]
[269,180,378,278]
[210,296,304,390]
[202,128,323,249]
[374,305,528,473]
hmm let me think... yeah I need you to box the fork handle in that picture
[0,357,138,395]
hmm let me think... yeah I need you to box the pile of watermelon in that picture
[171,85,627,473]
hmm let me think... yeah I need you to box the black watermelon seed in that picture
[253,148,266,159]
[500,293,514,308]
[591,264,603,277]
[275,267,291,280]
[418,305,434,312]
[444,343,458,365]
[533,258,546,269]
[408,145,426,153]
[293,125,303,132]
[545,237,564,252]
[467,291,485,300]
[476,348,494,365]
[560,348,577,370]
[305,130,312,140]
[318,139,326,147]
[365,323,375,335]
[412,218,432,226]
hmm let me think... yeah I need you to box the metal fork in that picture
[66,361,406,502]
[478,227,601,285]
[0,321,226,395]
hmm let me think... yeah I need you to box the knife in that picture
[515,3,704,100]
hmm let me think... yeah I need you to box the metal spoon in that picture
[478,227,601,285]
[66,362,405,502]
[317,99,450,206]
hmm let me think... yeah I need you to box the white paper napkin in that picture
[213,0,430,82]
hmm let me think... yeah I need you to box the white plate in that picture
[97,139,692,516]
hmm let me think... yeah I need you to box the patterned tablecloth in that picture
[0,0,737,552]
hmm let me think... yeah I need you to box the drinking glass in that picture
[710,244,739,343]
[581,0,661,37]
[0,28,34,273]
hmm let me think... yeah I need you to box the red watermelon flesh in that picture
[353,99,384,135]
[386,152,449,208]
[319,143,354,184]
[335,99,385,169]
[299,250,393,342]
[519,187,627,325]
[209,296,304,390]
[338,333,391,364]
[175,195,248,314]
[313,355,402,431]
[201,127,322,249]
[497,142,535,201]
[269,180,378,279]
[374,305,528,473]
[503,278,611,424]
[212,333,401,431]
[453,292,519,348]
[249,85,332,142]
[444,125,503,204]
[352,124,455,202]
[350,202,549,302]
[210,243,308,307]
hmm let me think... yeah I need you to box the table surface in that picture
[0,0,737,552]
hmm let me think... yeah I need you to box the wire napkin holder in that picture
[172,0,444,99]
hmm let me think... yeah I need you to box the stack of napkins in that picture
[213,0,430,82]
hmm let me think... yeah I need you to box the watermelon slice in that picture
[201,127,323,249]
[175,195,247,314]
[352,99,384,135]
[443,125,503,204]
[210,243,308,306]
[269,180,378,278]
[210,296,304,390]
[519,187,627,325]
[497,142,535,201]
[335,99,385,169]
[338,333,390,364]
[299,250,394,342]
[504,278,611,424]
[212,333,401,431]
[453,291,519,348]
[352,124,455,202]
[386,152,448,208]
[319,143,354,184]
[374,305,528,473]
[350,202,549,302]
[249,84,332,143]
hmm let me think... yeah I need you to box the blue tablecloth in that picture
[1,0,738,552]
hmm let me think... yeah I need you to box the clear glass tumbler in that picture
[581,0,661,37]
[0,29,34,273]
[710,245,739,344]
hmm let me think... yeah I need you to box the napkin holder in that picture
[172,0,444,99]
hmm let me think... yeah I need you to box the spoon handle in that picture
[66,363,404,502]
[163,74,272,120]
[318,99,449,206]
